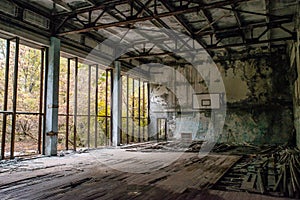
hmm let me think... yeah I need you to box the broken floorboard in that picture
[0,149,294,200]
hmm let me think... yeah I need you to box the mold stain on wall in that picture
[218,48,293,145]
[149,47,293,145]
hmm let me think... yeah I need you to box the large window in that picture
[121,75,149,144]
[0,36,150,159]
[58,59,113,150]
[0,37,44,159]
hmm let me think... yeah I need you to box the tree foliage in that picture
[0,38,149,153]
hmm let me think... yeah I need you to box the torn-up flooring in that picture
[0,146,296,200]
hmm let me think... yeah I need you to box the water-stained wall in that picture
[149,47,293,145]
[217,48,293,145]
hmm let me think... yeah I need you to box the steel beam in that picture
[196,18,293,36]
[207,36,295,49]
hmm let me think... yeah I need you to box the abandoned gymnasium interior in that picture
[0,0,299,199]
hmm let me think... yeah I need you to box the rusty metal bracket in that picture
[46,131,58,136]
[47,104,59,108]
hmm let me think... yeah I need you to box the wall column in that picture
[45,37,60,155]
[112,61,121,146]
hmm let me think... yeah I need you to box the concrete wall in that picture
[149,48,293,145]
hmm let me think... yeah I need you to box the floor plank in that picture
[0,149,295,200]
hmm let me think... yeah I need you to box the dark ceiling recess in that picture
[1,0,298,64]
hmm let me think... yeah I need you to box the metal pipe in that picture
[74,57,78,150]
[66,58,71,150]
[110,69,113,145]
[38,48,44,154]
[165,119,167,140]
[119,75,123,145]
[0,111,47,115]
[105,69,109,145]
[126,75,129,144]
[138,79,141,142]
[147,82,150,141]
[142,81,145,141]
[132,78,135,142]
[1,39,10,159]
[157,118,160,141]
[95,65,98,148]
[87,65,91,148]
[10,37,20,159]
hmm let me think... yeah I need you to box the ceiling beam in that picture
[118,50,205,60]
[218,6,292,19]
[196,18,294,37]
[52,0,72,12]
[195,13,230,35]
[132,0,195,58]
[117,18,294,49]
[207,36,295,49]
[160,0,208,50]
[57,0,252,35]
[136,0,152,17]
[85,0,96,6]
[265,0,271,50]
[194,0,217,33]
[54,0,128,17]
[119,36,295,59]
[231,3,245,42]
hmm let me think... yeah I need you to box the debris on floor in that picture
[214,146,300,199]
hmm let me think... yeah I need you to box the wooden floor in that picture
[0,149,294,200]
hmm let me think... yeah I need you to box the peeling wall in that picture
[217,48,293,145]
[149,47,293,145]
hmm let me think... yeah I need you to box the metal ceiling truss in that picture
[0,0,297,64]
[54,0,251,35]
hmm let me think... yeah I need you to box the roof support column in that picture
[45,37,60,156]
[112,61,121,146]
